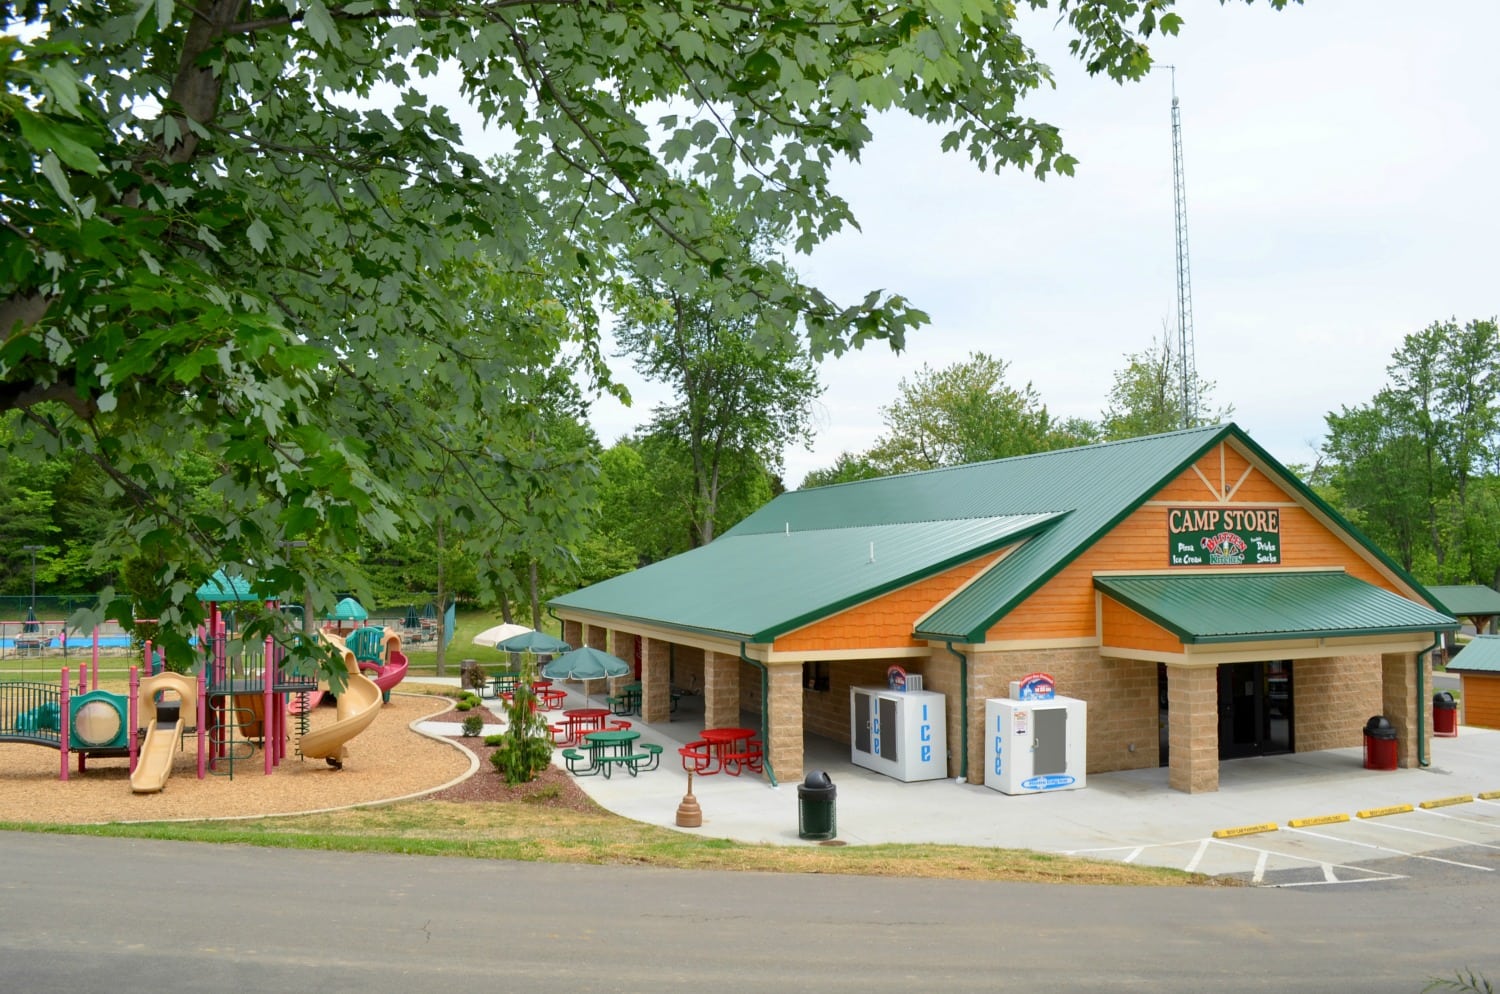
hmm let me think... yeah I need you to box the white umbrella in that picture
[471,623,534,648]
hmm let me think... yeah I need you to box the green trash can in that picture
[798,770,837,840]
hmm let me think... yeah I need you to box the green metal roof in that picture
[1427,585,1500,618]
[550,513,1063,642]
[554,423,1440,647]
[1093,571,1457,644]
[196,569,258,602]
[1445,635,1500,673]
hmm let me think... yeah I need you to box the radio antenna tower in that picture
[1169,66,1197,428]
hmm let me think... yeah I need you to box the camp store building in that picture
[552,424,1457,793]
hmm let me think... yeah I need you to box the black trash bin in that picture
[1433,691,1459,737]
[1363,715,1398,771]
[798,770,837,840]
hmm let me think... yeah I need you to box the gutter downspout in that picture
[1418,632,1441,769]
[739,642,778,787]
[943,641,969,783]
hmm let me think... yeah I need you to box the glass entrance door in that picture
[1217,661,1294,758]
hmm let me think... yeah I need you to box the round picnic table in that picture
[561,707,610,743]
[700,727,756,774]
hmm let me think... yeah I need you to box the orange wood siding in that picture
[1100,597,1182,654]
[986,444,1406,642]
[774,550,1008,653]
[1460,675,1500,730]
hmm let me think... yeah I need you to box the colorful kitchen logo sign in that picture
[1168,507,1280,566]
[1014,672,1056,701]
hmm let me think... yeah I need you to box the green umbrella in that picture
[494,630,571,654]
[540,646,630,706]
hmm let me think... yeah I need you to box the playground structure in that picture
[1,592,399,788]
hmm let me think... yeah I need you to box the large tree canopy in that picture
[2,0,1291,664]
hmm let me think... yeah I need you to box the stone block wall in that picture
[1292,655,1380,752]
[967,647,1158,778]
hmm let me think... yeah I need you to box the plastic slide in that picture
[298,649,382,769]
[362,648,409,702]
[130,717,184,794]
[131,672,198,795]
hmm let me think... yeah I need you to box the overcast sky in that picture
[563,1,1499,486]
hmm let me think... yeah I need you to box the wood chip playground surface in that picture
[0,687,473,825]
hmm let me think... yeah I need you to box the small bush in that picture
[484,733,506,747]
[461,660,488,691]
[461,713,485,737]
[455,700,472,712]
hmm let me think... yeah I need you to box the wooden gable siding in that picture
[1100,597,1182,654]
[985,445,1405,642]
[774,550,1008,652]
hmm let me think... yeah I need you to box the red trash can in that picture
[1433,692,1458,737]
[1363,715,1398,770]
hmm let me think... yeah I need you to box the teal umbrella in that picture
[540,646,630,681]
[540,646,630,705]
[494,630,571,655]
[326,597,368,622]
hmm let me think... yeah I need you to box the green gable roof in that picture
[554,423,1437,647]
[551,513,1062,642]
[1446,634,1500,673]
[1427,585,1500,618]
[1094,572,1457,644]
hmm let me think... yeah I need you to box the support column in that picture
[610,630,639,702]
[703,650,741,729]
[561,619,583,650]
[584,625,607,651]
[765,662,803,783]
[1382,651,1426,768]
[1167,664,1219,794]
[641,638,671,724]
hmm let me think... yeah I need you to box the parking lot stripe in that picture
[1363,818,1500,854]
[1184,838,1210,873]
[1288,827,1494,871]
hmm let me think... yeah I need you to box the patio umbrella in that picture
[326,597,368,622]
[471,623,534,648]
[494,630,571,655]
[540,646,631,705]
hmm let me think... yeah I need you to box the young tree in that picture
[2,1,1290,664]
[612,221,820,544]
[865,352,1081,473]
[1100,331,1231,440]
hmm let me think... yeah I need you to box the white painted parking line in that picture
[1420,807,1500,829]
[1184,838,1210,873]
[1253,849,1268,884]
[1365,818,1500,851]
[1121,846,1143,864]
[1288,827,1494,872]
[1213,838,1404,886]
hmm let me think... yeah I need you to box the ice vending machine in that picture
[850,685,947,782]
[984,696,1087,794]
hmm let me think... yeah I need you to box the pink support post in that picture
[91,626,100,691]
[144,638,154,676]
[59,667,70,781]
[196,670,206,779]
[263,635,274,775]
[128,666,139,773]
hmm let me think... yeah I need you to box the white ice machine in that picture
[850,686,947,782]
[984,696,1087,795]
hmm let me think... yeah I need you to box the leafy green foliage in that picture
[2,0,1289,678]
[1320,318,1500,583]
[1100,331,1230,440]
[491,661,554,785]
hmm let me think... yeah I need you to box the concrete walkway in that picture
[414,676,1500,881]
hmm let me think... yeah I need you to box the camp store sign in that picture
[1168,507,1280,566]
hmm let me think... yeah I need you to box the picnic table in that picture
[681,727,762,775]
[558,707,610,744]
[607,681,641,717]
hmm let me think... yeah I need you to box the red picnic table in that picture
[680,727,761,775]
[559,707,610,744]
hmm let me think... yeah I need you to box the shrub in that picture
[490,659,553,784]
[461,660,488,691]
[461,713,485,737]
[455,700,472,712]
[484,733,506,747]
